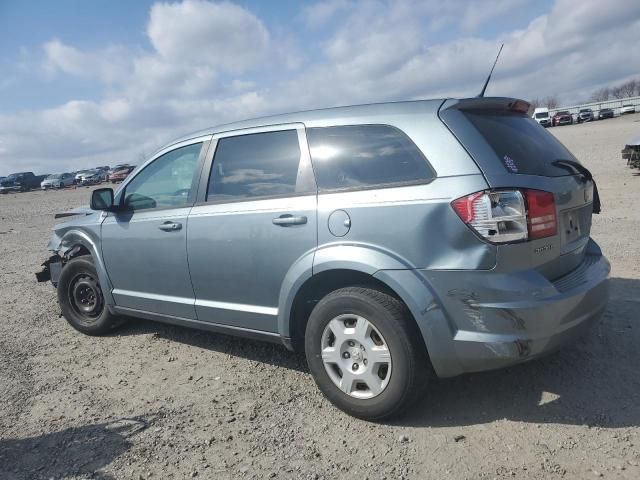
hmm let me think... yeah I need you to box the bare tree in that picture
[530,97,541,109]
[610,85,625,99]
[590,87,610,102]
[543,95,559,109]
[619,79,638,98]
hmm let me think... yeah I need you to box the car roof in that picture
[162,98,447,150]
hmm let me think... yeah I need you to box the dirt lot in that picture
[1,114,639,480]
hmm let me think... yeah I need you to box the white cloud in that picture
[302,0,351,28]
[43,39,130,85]
[1,0,640,174]
[147,0,270,73]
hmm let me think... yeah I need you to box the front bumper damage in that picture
[35,254,63,286]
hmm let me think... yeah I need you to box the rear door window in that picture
[462,111,579,176]
[207,129,311,202]
[306,124,434,190]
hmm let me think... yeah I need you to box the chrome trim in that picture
[196,299,278,316]
[112,289,278,316]
[112,289,194,305]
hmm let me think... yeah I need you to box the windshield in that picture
[535,112,549,118]
[47,174,62,179]
[460,110,580,177]
[557,111,570,116]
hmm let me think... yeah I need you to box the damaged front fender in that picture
[36,210,115,309]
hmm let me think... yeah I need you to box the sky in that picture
[0,0,639,174]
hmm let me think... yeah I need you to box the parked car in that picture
[552,111,573,126]
[41,173,75,190]
[598,108,614,120]
[74,170,94,184]
[80,170,106,186]
[0,171,47,193]
[532,107,551,127]
[108,165,136,183]
[37,97,609,420]
[620,104,636,115]
[577,108,594,123]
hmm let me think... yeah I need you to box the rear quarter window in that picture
[462,111,579,177]
[306,124,435,190]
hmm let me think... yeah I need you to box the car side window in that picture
[123,142,202,211]
[207,130,310,202]
[306,124,435,190]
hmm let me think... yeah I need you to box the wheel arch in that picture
[54,229,115,308]
[278,245,461,377]
[279,244,435,362]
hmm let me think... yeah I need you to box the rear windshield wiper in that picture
[551,159,601,214]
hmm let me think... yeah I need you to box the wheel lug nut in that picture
[352,363,359,371]
[343,352,350,359]
[348,341,355,347]
[363,359,367,365]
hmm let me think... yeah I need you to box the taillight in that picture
[524,189,557,239]
[452,189,557,243]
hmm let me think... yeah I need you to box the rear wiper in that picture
[551,159,601,214]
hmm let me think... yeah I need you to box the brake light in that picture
[452,189,557,243]
[524,189,557,239]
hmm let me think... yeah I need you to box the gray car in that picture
[37,97,609,419]
[41,173,75,190]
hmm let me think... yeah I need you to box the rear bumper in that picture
[380,239,610,378]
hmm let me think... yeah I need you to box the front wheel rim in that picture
[320,314,392,399]
[68,273,104,323]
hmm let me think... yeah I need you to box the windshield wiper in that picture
[551,159,601,214]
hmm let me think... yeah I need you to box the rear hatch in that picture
[439,97,596,280]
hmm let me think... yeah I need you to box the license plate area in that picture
[560,204,591,247]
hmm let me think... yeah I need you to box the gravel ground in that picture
[1,113,639,480]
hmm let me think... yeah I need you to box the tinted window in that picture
[207,130,304,201]
[124,142,202,211]
[306,125,434,190]
[462,111,578,176]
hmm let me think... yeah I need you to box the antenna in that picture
[477,43,504,98]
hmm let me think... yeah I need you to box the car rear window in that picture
[461,111,579,176]
[306,124,434,190]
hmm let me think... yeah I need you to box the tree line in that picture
[530,78,640,110]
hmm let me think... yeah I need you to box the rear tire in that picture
[57,256,123,335]
[305,287,430,420]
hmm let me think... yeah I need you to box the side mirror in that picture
[90,188,115,210]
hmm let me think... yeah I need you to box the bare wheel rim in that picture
[68,272,104,324]
[320,314,392,399]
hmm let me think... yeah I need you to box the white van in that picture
[533,107,551,127]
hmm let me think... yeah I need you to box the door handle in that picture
[272,214,307,226]
[158,221,182,232]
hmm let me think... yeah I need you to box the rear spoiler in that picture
[440,97,532,116]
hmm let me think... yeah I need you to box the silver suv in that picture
[38,97,610,420]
